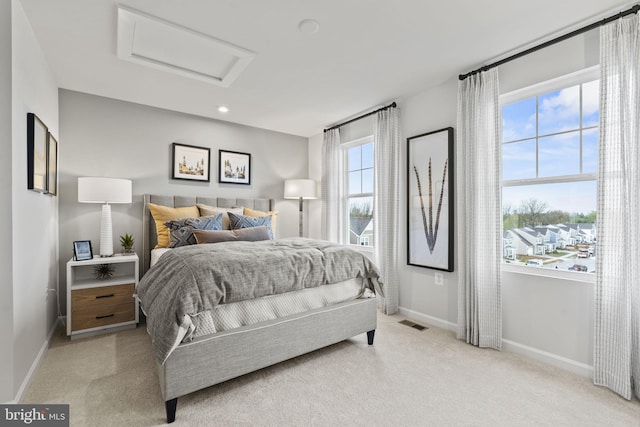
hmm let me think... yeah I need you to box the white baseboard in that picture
[14,317,60,403]
[501,339,594,378]
[398,306,593,378]
[398,307,457,332]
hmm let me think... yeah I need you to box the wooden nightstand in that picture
[66,253,139,338]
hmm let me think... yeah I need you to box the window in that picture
[344,137,374,248]
[501,67,598,273]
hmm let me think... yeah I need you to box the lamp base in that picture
[298,197,304,238]
[99,204,114,257]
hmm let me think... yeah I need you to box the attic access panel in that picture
[117,5,255,87]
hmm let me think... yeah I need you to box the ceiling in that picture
[19,0,634,137]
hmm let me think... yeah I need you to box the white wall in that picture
[308,133,323,239]
[0,0,15,404]
[58,90,308,313]
[307,115,376,240]
[308,31,601,374]
[397,32,600,373]
[9,0,59,400]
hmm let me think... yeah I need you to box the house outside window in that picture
[344,136,374,248]
[501,67,598,274]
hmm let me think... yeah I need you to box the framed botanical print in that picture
[407,127,454,271]
[46,132,58,196]
[27,113,48,192]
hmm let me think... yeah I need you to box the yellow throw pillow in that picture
[197,204,244,230]
[148,203,200,248]
[244,207,279,238]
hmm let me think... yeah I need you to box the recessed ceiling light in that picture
[298,19,320,35]
[218,106,229,113]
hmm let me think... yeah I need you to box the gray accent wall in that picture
[58,90,308,314]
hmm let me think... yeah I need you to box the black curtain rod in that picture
[324,102,397,133]
[459,3,640,81]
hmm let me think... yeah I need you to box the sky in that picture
[501,80,598,215]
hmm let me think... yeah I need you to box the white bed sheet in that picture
[149,248,375,352]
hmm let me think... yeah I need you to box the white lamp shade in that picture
[284,179,317,199]
[78,177,132,204]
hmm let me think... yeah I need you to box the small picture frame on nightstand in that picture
[73,240,93,261]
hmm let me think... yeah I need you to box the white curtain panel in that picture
[594,15,640,400]
[322,128,341,242]
[456,68,502,349]
[374,107,401,315]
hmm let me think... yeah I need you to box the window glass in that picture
[348,145,361,171]
[502,97,536,142]
[502,75,598,274]
[348,196,374,246]
[348,171,361,194]
[345,139,374,248]
[502,139,536,180]
[538,132,581,177]
[362,143,374,169]
[582,80,599,127]
[538,85,580,136]
[582,128,598,174]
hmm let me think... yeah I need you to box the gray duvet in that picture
[137,238,382,363]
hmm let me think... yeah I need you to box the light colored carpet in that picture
[23,314,640,426]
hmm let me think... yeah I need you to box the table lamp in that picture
[284,179,317,237]
[78,177,132,257]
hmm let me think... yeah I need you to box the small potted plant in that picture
[120,233,135,254]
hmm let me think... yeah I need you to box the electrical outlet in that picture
[434,272,444,286]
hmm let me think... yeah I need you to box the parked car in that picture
[527,259,543,267]
[577,249,589,258]
[569,264,588,272]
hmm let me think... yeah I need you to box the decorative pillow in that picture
[165,214,223,248]
[147,203,200,248]
[243,207,279,238]
[196,204,243,230]
[227,212,274,239]
[192,226,271,244]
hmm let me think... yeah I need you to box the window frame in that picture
[342,135,375,251]
[500,66,599,281]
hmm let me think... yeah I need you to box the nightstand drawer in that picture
[71,302,135,331]
[72,283,135,310]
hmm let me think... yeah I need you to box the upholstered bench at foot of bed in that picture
[159,297,377,423]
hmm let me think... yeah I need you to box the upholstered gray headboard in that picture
[142,194,275,274]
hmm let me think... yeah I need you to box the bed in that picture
[139,194,380,423]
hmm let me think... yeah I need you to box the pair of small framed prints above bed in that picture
[171,142,251,185]
[27,112,58,196]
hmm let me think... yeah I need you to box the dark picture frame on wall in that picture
[407,127,454,272]
[218,149,251,185]
[27,113,48,193]
[46,132,58,196]
[171,142,211,182]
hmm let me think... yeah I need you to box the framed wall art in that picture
[27,113,48,192]
[171,143,211,182]
[219,149,251,185]
[407,127,454,271]
[46,132,58,196]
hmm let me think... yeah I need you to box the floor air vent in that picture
[399,319,428,331]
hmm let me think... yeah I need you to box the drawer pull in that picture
[95,294,115,299]
[96,314,115,320]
